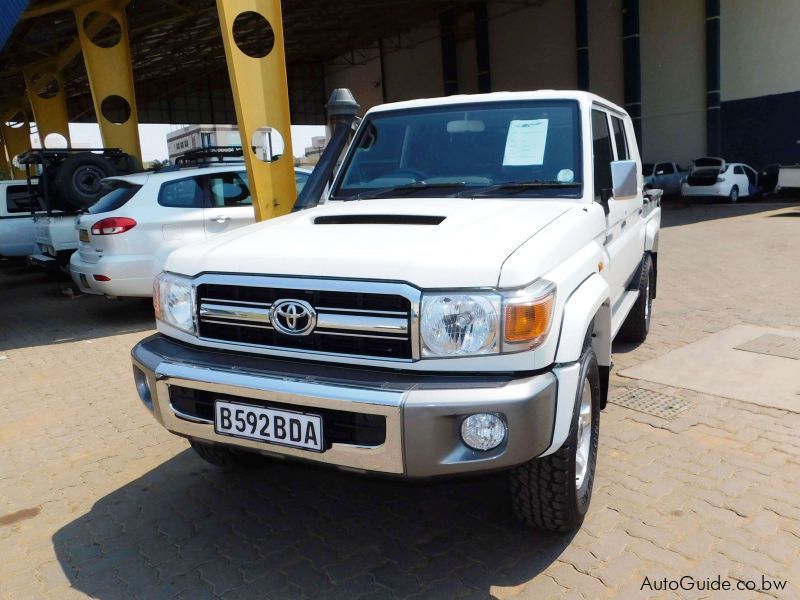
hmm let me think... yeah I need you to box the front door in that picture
[204,171,255,236]
[592,109,642,307]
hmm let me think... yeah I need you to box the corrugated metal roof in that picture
[0,0,28,52]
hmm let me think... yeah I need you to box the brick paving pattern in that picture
[1,202,799,599]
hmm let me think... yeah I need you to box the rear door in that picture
[203,170,255,236]
[156,175,207,245]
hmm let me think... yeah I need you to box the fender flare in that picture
[645,215,660,253]
[555,273,611,366]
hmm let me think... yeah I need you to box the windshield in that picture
[88,180,142,214]
[331,100,582,199]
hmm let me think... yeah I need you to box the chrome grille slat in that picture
[194,276,418,360]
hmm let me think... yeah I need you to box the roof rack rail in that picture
[174,146,246,166]
[16,147,128,165]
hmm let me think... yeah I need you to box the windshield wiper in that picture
[462,180,581,197]
[351,181,468,200]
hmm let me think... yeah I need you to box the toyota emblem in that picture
[270,299,317,336]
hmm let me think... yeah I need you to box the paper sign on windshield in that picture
[503,119,549,166]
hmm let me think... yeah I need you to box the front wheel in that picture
[509,344,600,532]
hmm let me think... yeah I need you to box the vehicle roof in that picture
[366,90,627,116]
[105,164,306,186]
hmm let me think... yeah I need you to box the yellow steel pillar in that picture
[24,67,71,147]
[216,0,296,221]
[0,117,32,179]
[73,0,141,160]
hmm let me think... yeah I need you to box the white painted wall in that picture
[721,0,800,101]
[640,0,706,163]
[588,0,624,105]
[488,2,576,92]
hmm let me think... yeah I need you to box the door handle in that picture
[214,215,231,223]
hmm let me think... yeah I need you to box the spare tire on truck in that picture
[53,152,118,210]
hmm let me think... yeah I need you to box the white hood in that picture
[165,197,577,288]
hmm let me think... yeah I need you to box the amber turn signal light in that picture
[504,295,554,345]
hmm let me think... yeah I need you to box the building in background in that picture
[166,124,241,162]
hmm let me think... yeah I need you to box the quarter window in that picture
[591,110,614,199]
[660,163,675,175]
[734,166,744,175]
[610,116,629,160]
[158,177,204,208]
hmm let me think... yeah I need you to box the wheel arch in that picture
[555,273,612,368]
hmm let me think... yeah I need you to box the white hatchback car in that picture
[70,165,311,297]
[681,157,758,202]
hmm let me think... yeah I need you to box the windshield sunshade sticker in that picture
[502,119,549,166]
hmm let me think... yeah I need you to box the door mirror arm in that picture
[599,188,612,215]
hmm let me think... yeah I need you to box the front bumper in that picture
[132,334,561,478]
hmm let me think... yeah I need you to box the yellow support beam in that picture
[1,119,32,180]
[24,67,71,147]
[216,0,296,221]
[74,0,141,160]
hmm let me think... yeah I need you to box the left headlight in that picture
[420,294,500,357]
[154,272,195,334]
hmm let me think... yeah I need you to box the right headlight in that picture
[153,272,195,334]
[420,294,500,357]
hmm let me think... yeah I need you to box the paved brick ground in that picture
[1,201,799,599]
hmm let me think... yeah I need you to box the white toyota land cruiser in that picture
[132,91,661,532]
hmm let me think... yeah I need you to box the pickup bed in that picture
[132,90,661,532]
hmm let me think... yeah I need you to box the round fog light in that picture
[460,413,506,451]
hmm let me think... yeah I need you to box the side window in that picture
[158,177,204,208]
[207,171,252,208]
[660,163,675,175]
[5,185,41,213]
[733,166,744,175]
[591,110,614,199]
[610,116,629,160]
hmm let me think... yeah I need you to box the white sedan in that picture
[681,157,758,202]
[70,166,311,297]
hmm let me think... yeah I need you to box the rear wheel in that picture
[509,343,600,532]
[189,440,263,469]
[728,185,739,203]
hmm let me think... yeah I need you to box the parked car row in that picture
[0,154,311,298]
[643,156,777,203]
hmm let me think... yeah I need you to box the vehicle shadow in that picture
[659,198,799,228]
[0,259,154,352]
[52,450,574,598]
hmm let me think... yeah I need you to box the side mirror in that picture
[611,160,638,199]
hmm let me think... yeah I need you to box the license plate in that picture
[79,229,89,243]
[214,400,323,452]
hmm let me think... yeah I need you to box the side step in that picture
[610,290,639,339]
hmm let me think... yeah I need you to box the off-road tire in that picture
[509,343,600,532]
[618,253,653,343]
[189,440,261,469]
[54,152,117,210]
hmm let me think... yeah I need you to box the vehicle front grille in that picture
[169,386,387,448]
[196,281,414,360]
